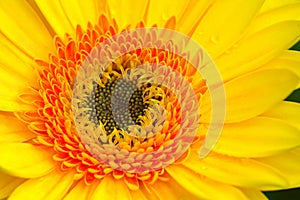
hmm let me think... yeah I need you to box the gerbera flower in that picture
[1,0,300,199]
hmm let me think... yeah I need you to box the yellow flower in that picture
[1,0,300,199]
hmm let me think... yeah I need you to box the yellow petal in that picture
[213,117,300,157]
[144,176,198,200]
[34,0,75,37]
[256,148,300,189]
[262,50,300,87]
[249,3,300,35]
[183,151,288,190]
[90,175,131,200]
[201,69,299,123]
[0,41,38,112]
[240,189,268,200]
[9,170,74,200]
[166,165,248,200]
[215,21,300,81]
[0,143,56,178]
[63,180,90,200]
[130,189,148,200]
[0,70,36,112]
[57,0,100,30]
[177,0,213,35]
[0,36,37,82]
[0,173,25,199]
[0,112,28,136]
[107,0,149,29]
[259,0,300,13]
[193,0,264,58]
[0,1,53,59]
[0,112,35,143]
[146,0,188,27]
[262,101,300,130]
[0,99,34,112]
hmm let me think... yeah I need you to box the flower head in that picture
[0,0,300,199]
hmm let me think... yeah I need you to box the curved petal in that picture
[262,101,300,130]
[107,0,149,29]
[0,67,35,111]
[34,0,75,37]
[59,0,100,29]
[240,188,268,200]
[200,69,299,123]
[262,50,300,88]
[256,148,300,189]
[0,35,37,81]
[0,143,56,178]
[0,1,53,59]
[0,42,38,112]
[9,170,74,200]
[0,112,35,143]
[249,3,300,35]
[213,117,300,157]
[183,151,288,190]
[143,175,198,200]
[90,175,131,200]
[0,99,35,112]
[259,0,300,13]
[130,189,148,200]
[64,180,91,200]
[0,172,25,199]
[166,165,249,200]
[177,0,212,35]
[193,0,264,58]
[0,128,36,143]
[146,0,188,27]
[215,21,300,81]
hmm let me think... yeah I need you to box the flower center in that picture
[89,72,151,135]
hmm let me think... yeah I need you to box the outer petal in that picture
[59,0,100,29]
[0,143,56,178]
[240,188,268,200]
[90,175,131,200]
[256,148,300,189]
[9,170,74,200]
[183,151,288,190]
[63,180,91,200]
[146,0,188,27]
[177,0,213,35]
[130,189,148,200]
[0,99,34,112]
[259,0,300,13]
[0,1,53,59]
[143,176,198,200]
[0,113,35,143]
[0,173,25,199]
[215,21,300,81]
[262,101,300,130]
[212,117,300,157]
[0,35,37,82]
[0,37,38,112]
[193,0,264,58]
[249,2,300,35]
[34,0,75,37]
[166,165,249,200]
[200,69,299,123]
[262,50,300,87]
[107,0,149,29]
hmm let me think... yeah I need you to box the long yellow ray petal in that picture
[0,143,56,178]
[213,117,300,157]
[201,69,299,123]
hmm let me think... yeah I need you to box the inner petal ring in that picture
[71,28,226,173]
